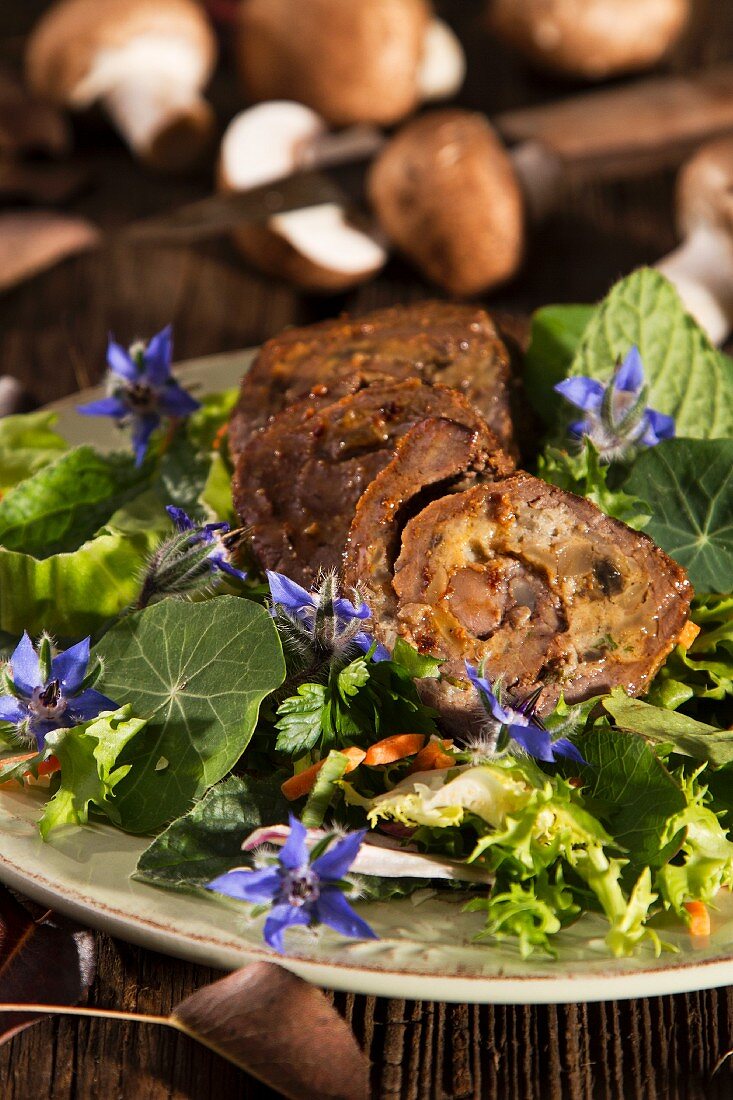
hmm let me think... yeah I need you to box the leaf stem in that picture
[0,1003,171,1027]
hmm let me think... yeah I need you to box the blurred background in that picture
[0,0,729,404]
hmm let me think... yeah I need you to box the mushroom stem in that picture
[298,124,386,171]
[102,77,214,170]
[418,17,466,102]
[509,140,567,223]
[656,224,733,345]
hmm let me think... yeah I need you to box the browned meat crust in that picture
[344,419,693,732]
[228,300,516,461]
[233,379,513,587]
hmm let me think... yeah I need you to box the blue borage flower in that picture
[554,347,675,463]
[77,325,200,467]
[207,814,377,953]
[0,633,117,750]
[267,570,390,662]
[465,662,585,765]
[166,507,247,582]
[137,507,247,608]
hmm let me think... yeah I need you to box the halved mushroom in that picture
[487,0,691,82]
[368,110,526,297]
[25,0,217,172]
[235,0,465,127]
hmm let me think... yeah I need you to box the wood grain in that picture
[1,1,733,1097]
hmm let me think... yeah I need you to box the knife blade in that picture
[123,170,350,243]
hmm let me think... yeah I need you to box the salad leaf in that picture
[0,446,149,558]
[157,430,210,514]
[96,596,286,833]
[39,707,148,839]
[301,750,350,828]
[602,689,733,767]
[0,490,169,638]
[0,411,67,491]
[524,304,595,422]
[275,682,328,757]
[200,450,235,525]
[568,852,661,958]
[186,389,239,452]
[624,438,733,593]
[575,722,687,868]
[537,440,650,528]
[466,873,580,958]
[135,774,290,893]
[646,594,733,712]
[570,268,733,438]
[391,637,442,679]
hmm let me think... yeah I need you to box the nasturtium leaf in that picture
[0,410,67,492]
[570,268,733,438]
[40,707,148,839]
[524,303,595,422]
[96,596,286,833]
[0,490,168,639]
[603,688,733,767]
[0,445,149,557]
[624,438,733,592]
[135,774,290,892]
[577,722,687,868]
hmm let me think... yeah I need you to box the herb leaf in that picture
[135,774,290,892]
[96,596,285,833]
[625,438,733,592]
[570,268,733,439]
[538,440,650,528]
[275,683,327,756]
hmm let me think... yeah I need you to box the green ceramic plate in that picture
[1,349,733,1005]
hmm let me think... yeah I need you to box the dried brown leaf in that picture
[172,962,370,1100]
[0,885,96,1044]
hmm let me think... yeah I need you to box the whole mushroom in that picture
[235,0,465,127]
[25,0,217,172]
[657,137,733,345]
[367,110,527,297]
[487,0,691,81]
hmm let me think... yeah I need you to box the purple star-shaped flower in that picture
[166,506,247,582]
[78,326,200,467]
[464,662,585,765]
[554,347,675,463]
[207,815,377,953]
[0,633,117,750]
[267,570,390,661]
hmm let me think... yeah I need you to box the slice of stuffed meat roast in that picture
[344,417,693,731]
[233,379,514,586]
[228,300,518,460]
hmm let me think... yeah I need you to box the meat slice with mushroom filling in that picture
[233,380,513,587]
[344,418,693,732]
[228,300,517,461]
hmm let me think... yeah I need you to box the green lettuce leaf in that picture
[570,268,733,438]
[39,707,148,839]
[466,873,580,958]
[0,445,150,558]
[575,721,687,868]
[603,689,733,767]
[96,595,285,833]
[524,303,595,422]
[134,773,290,893]
[0,490,169,639]
[624,439,733,592]
[537,439,650,527]
[0,411,67,491]
[646,594,733,712]
[302,750,350,828]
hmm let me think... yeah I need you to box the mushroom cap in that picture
[219,102,328,192]
[26,0,216,105]
[488,0,691,81]
[675,136,733,238]
[235,0,430,127]
[231,203,388,293]
[367,109,525,297]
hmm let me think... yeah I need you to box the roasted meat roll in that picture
[344,418,693,730]
[228,300,517,460]
[234,380,513,586]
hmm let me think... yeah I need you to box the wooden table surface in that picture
[2,2,733,1097]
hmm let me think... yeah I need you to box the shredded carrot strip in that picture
[678,621,701,650]
[684,900,710,937]
[281,746,365,801]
